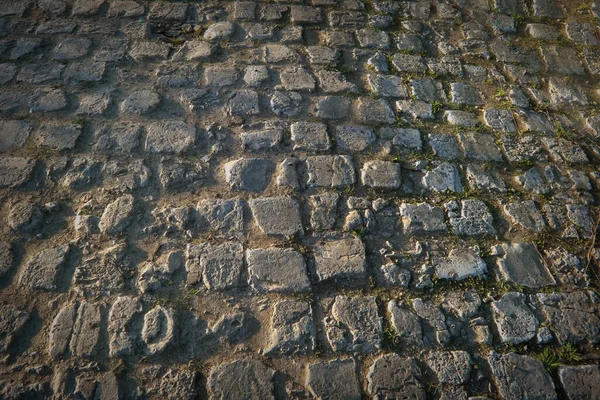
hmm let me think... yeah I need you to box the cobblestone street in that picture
[1,0,600,398]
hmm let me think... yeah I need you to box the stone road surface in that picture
[1,0,600,399]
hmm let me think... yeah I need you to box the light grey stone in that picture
[145,121,196,154]
[36,125,81,151]
[388,300,424,347]
[399,202,446,234]
[8,202,43,234]
[326,296,382,353]
[309,193,339,230]
[428,134,461,159]
[457,132,503,161]
[313,95,351,119]
[249,196,303,237]
[209,360,274,399]
[367,74,407,98]
[312,237,366,283]
[488,352,557,400]
[492,292,538,344]
[304,155,355,188]
[450,82,483,105]
[444,110,478,127]
[247,248,310,293]
[19,244,70,291]
[422,162,462,193]
[0,120,32,152]
[361,160,401,189]
[70,301,102,358]
[497,243,556,288]
[558,365,600,400]
[141,306,175,355]
[306,359,360,400]
[186,242,245,290]
[265,300,315,355]
[354,97,395,124]
[335,125,376,152]
[291,122,330,151]
[204,66,238,86]
[108,296,142,357]
[367,354,425,399]
[397,99,434,119]
[434,247,487,280]
[120,90,160,115]
[48,303,76,358]
[203,21,235,41]
[389,127,423,150]
[426,351,472,385]
[270,91,302,116]
[29,89,67,113]
[280,67,315,91]
[466,165,506,192]
[99,195,135,236]
[0,157,36,188]
[52,38,91,60]
[504,200,547,232]
[448,199,496,237]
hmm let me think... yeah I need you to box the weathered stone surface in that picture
[249,196,303,237]
[367,74,407,98]
[186,242,244,290]
[492,292,539,344]
[225,158,273,191]
[304,155,355,188]
[354,97,395,124]
[70,301,102,358]
[367,354,425,399]
[99,195,135,236]
[504,200,546,232]
[399,202,446,234]
[280,67,315,91]
[447,199,496,237]
[197,198,245,239]
[429,134,461,159]
[141,306,175,355]
[434,247,486,280]
[0,305,29,352]
[0,120,32,152]
[497,243,556,288]
[291,121,330,151]
[426,351,471,385]
[8,202,43,234]
[120,90,160,115]
[335,125,376,152]
[488,352,557,400]
[326,295,382,352]
[361,160,401,189]
[312,237,366,283]
[0,242,13,278]
[19,245,70,291]
[422,162,462,193]
[247,248,310,293]
[388,300,424,347]
[208,360,274,399]
[558,365,600,400]
[457,132,503,161]
[536,291,600,345]
[146,121,196,154]
[450,82,483,105]
[49,303,77,358]
[265,300,315,355]
[108,296,141,357]
[306,359,361,400]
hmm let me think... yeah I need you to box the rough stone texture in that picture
[425,351,472,385]
[558,365,600,400]
[249,196,303,237]
[306,359,361,400]
[0,305,29,352]
[497,243,556,288]
[492,292,539,344]
[361,160,401,189]
[208,360,274,399]
[434,247,487,280]
[326,295,382,353]
[312,237,367,283]
[447,200,496,237]
[19,245,70,291]
[99,195,135,236]
[399,202,446,234]
[186,242,245,290]
[264,300,315,355]
[247,248,310,293]
[225,158,273,192]
[488,352,557,400]
[304,155,355,188]
[367,354,425,399]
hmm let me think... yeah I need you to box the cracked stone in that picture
[19,244,70,291]
[312,237,366,283]
[497,243,556,288]
[247,248,310,293]
[186,242,244,290]
[249,196,303,237]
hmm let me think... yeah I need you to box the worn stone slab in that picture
[497,243,556,288]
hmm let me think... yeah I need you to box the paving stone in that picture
[63,61,105,84]
[433,247,486,281]
[280,67,315,91]
[243,65,269,86]
[488,352,557,400]
[515,167,550,194]
[309,193,339,230]
[466,165,506,192]
[389,127,423,150]
[29,89,68,113]
[356,29,390,48]
[48,302,77,358]
[492,292,539,344]
[426,351,472,385]
[447,199,496,237]
[504,200,547,232]
[141,305,175,355]
[536,291,600,345]
[0,63,15,84]
[0,157,36,188]
[304,155,355,188]
[326,295,382,353]
[0,242,12,278]
[8,202,43,235]
[422,162,463,193]
[36,125,81,151]
[120,90,160,115]
[270,90,302,116]
[558,365,600,400]
[17,63,65,84]
[264,300,315,355]
[186,242,245,289]
[108,296,141,357]
[367,354,425,399]
[496,243,556,288]
[335,125,376,152]
[367,74,407,98]
[541,45,585,75]
[354,97,395,124]
[0,120,32,152]
[306,359,361,400]
[0,304,29,352]
[19,244,70,291]
[450,82,483,106]
[312,237,366,283]
[99,194,135,236]
[290,5,322,23]
[247,248,309,293]
[457,131,503,161]
[397,99,434,119]
[411,78,445,102]
[249,196,303,237]
[70,301,102,358]
[227,89,259,115]
[145,120,195,154]
[483,109,516,133]
[361,160,401,189]
[313,96,351,119]
[107,1,145,17]
[315,70,356,93]
[291,121,330,152]
[208,360,274,399]
[76,91,111,116]
[399,202,446,234]
[52,38,91,60]
[428,134,461,159]
[412,298,450,346]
